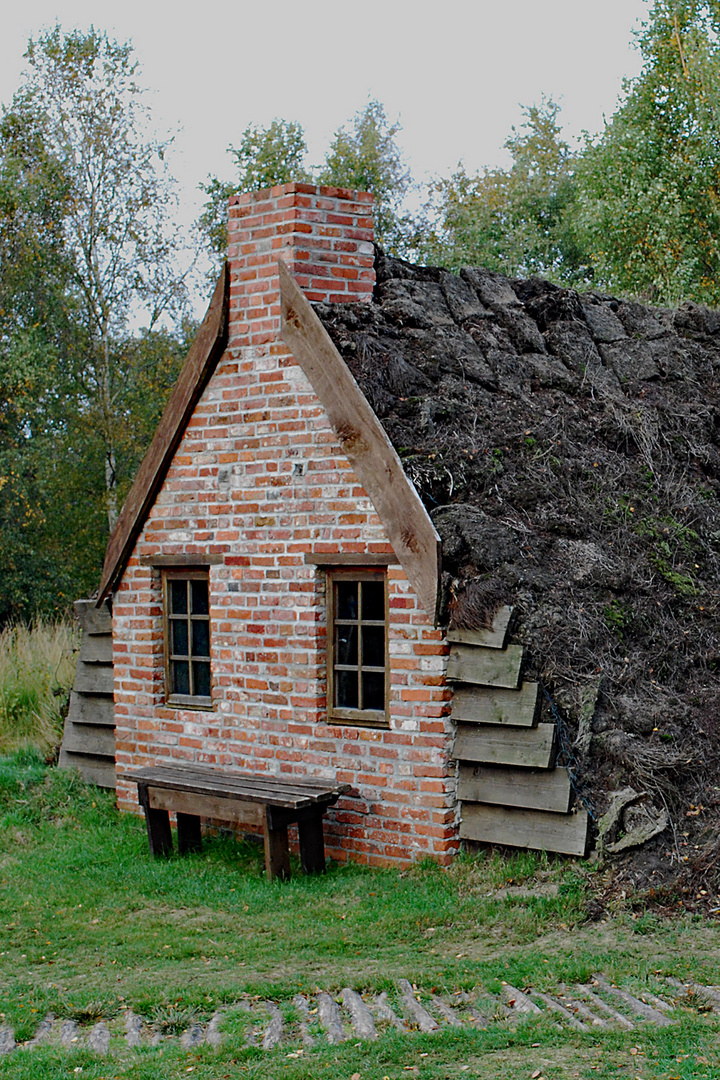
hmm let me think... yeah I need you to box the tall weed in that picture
[0,621,78,755]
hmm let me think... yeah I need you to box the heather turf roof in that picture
[316,248,720,888]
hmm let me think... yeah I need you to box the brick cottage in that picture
[91,184,589,867]
[97,184,458,867]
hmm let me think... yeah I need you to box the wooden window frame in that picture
[326,569,390,729]
[162,569,213,710]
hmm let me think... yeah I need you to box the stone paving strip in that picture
[0,975,717,1057]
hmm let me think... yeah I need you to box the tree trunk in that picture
[101,324,118,533]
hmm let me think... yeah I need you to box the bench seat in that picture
[119,764,350,880]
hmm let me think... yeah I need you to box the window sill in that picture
[327,709,389,729]
[166,695,215,712]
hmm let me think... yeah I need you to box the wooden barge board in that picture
[446,606,514,651]
[451,681,540,727]
[460,803,590,857]
[453,721,557,769]
[458,762,573,814]
[446,643,523,689]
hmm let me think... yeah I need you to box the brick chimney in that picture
[227,183,375,347]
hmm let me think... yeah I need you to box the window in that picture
[163,571,212,707]
[327,571,388,727]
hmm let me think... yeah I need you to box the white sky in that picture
[1,0,649,212]
[0,0,650,315]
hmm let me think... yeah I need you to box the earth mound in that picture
[316,247,720,903]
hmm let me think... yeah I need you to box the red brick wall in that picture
[113,184,458,866]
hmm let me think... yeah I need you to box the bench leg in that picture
[263,808,291,881]
[298,811,326,874]
[138,784,173,858]
[177,812,202,855]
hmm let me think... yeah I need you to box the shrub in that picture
[0,620,78,755]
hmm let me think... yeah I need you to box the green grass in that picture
[0,753,719,1078]
[0,621,78,756]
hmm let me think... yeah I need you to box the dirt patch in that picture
[316,249,720,895]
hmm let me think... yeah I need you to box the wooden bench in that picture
[119,765,350,880]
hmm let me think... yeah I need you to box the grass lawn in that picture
[1,753,719,1079]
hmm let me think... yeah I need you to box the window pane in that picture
[362,671,385,711]
[362,580,385,621]
[171,619,189,657]
[336,624,358,667]
[170,580,188,614]
[362,625,385,668]
[193,661,211,698]
[336,581,358,620]
[192,619,210,657]
[191,578,209,615]
[336,669,359,709]
[171,660,190,696]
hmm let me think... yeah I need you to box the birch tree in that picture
[9,27,188,530]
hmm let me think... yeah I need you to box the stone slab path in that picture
[0,976,717,1058]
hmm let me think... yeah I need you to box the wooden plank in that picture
[280,261,441,620]
[73,661,114,696]
[446,607,514,650]
[460,803,590,857]
[66,691,114,727]
[446,644,524,688]
[98,264,229,603]
[452,721,557,769]
[264,808,291,881]
[126,765,349,798]
[304,552,398,566]
[458,763,572,813]
[57,752,116,789]
[79,634,113,664]
[60,724,116,758]
[74,599,112,636]
[298,813,326,874]
[120,765,350,809]
[147,786,265,826]
[452,682,540,727]
[139,553,224,566]
[176,813,202,854]
[138,786,173,857]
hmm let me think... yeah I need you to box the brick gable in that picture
[112,184,458,866]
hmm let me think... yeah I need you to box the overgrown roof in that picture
[317,248,720,899]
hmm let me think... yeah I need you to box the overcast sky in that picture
[1,0,650,225]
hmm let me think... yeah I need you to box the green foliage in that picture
[199,119,310,259]
[319,99,411,250]
[199,101,413,257]
[229,118,309,192]
[604,599,634,639]
[0,621,77,755]
[420,98,586,280]
[0,28,191,619]
[634,513,702,595]
[574,0,720,304]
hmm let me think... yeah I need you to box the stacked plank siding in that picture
[58,600,115,789]
[449,607,590,856]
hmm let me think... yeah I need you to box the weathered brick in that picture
[112,183,457,866]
